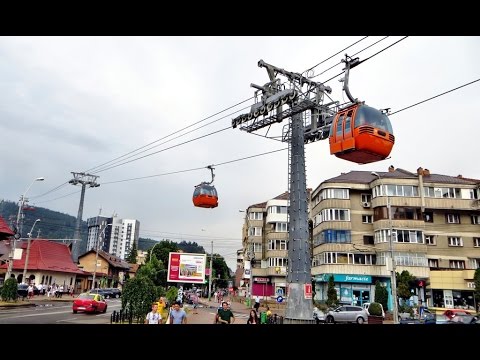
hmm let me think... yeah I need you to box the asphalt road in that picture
[0,299,123,324]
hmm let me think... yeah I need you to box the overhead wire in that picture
[31,37,400,200]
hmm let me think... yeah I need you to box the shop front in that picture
[252,276,274,298]
[314,273,373,306]
[428,270,477,311]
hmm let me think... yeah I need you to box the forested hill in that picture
[1,200,207,255]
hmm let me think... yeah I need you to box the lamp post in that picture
[6,177,45,280]
[371,171,399,324]
[208,240,213,302]
[22,219,41,284]
[149,242,161,264]
[91,222,111,290]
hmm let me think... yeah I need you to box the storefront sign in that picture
[254,277,270,283]
[316,273,372,284]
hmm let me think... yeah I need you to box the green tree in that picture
[147,240,179,266]
[121,276,158,323]
[326,275,338,308]
[374,280,388,311]
[126,241,138,264]
[165,286,178,305]
[1,278,18,302]
[137,254,167,287]
[474,268,480,310]
[396,270,416,303]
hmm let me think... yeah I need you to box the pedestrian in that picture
[254,295,260,312]
[168,301,187,324]
[191,293,199,314]
[247,309,259,324]
[215,301,235,324]
[145,303,161,324]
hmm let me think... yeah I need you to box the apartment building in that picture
[310,166,480,311]
[241,192,290,299]
[86,215,140,261]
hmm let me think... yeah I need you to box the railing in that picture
[110,309,144,324]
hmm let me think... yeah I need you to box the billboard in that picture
[167,252,207,283]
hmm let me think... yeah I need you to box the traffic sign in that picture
[276,295,283,303]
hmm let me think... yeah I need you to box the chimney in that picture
[417,167,424,175]
[423,169,430,176]
[388,165,395,172]
[457,175,463,179]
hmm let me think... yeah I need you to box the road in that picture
[0,299,122,324]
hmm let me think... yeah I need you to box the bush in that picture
[368,302,383,317]
[1,278,18,302]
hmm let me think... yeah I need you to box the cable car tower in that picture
[232,56,394,323]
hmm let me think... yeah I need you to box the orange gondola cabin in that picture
[192,183,218,208]
[329,103,395,164]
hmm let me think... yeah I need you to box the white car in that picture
[362,302,385,319]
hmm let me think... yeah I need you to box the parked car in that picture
[362,302,385,319]
[89,288,114,299]
[17,284,29,298]
[72,293,107,314]
[313,307,326,324]
[436,309,478,324]
[107,288,122,298]
[325,305,368,324]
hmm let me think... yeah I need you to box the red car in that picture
[72,293,108,314]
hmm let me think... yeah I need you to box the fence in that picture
[110,309,144,324]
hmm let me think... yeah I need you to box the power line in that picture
[390,78,480,115]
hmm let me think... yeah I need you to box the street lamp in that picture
[91,222,111,290]
[371,171,399,324]
[149,242,161,264]
[22,219,41,284]
[6,177,45,280]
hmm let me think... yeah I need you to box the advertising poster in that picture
[167,252,206,283]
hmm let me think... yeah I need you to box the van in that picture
[362,302,385,319]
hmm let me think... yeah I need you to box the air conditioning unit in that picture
[362,202,371,208]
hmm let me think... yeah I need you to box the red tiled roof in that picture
[79,249,130,270]
[0,216,14,236]
[0,239,83,274]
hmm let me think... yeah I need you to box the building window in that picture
[469,258,480,269]
[249,227,262,236]
[446,214,460,224]
[363,236,374,245]
[361,193,372,203]
[471,215,480,225]
[268,206,288,214]
[362,215,373,224]
[268,257,288,267]
[249,212,263,221]
[321,188,349,200]
[474,238,480,247]
[425,235,436,245]
[448,237,463,247]
[428,259,438,268]
[274,222,288,232]
[268,240,287,250]
[320,208,350,222]
[449,260,465,269]
[313,230,351,246]
[423,211,434,223]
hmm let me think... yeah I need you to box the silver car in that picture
[313,307,326,324]
[325,305,368,324]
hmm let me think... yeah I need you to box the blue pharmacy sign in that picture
[316,273,371,284]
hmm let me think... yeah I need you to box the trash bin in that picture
[260,311,267,324]
[246,298,251,308]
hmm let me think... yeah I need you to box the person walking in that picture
[168,301,187,324]
[215,301,235,324]
[253,295,260,312]
[145,303,161,324]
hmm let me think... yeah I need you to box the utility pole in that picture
[6,177,44,280]
[70,172,100,263]
[208,240,213,301]
[231,60,332,323]
[22,219,40,284]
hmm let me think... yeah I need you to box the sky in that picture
[1,36,479,271]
